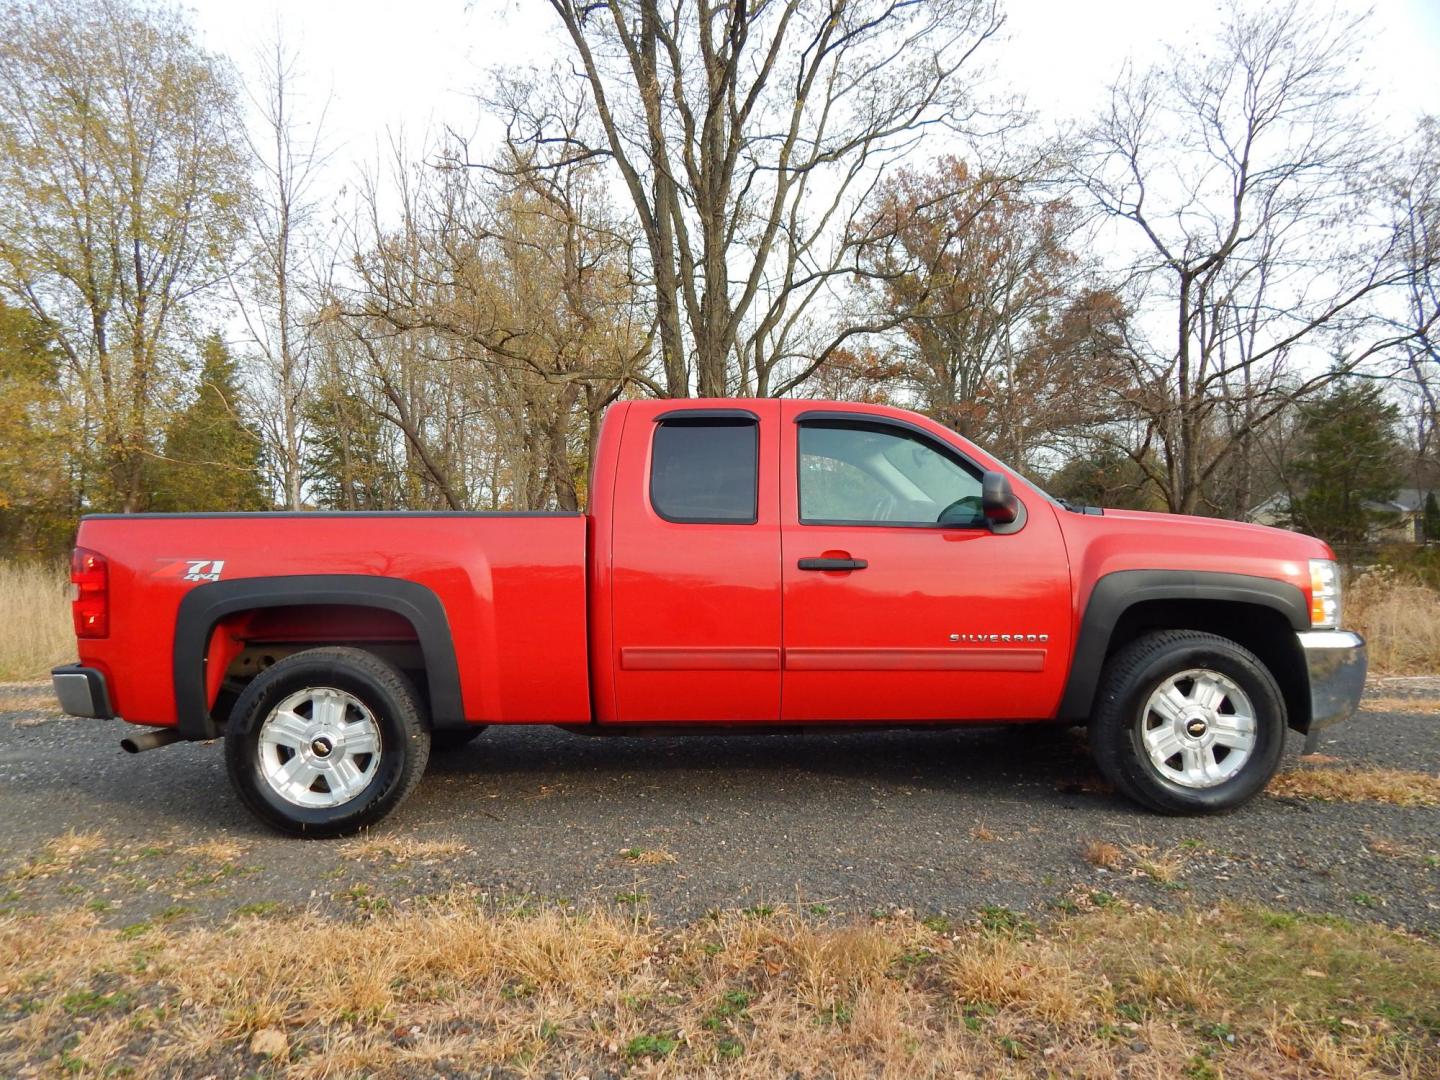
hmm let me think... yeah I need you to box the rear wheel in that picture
[224,647,431,837]
[1089,630,1286,814]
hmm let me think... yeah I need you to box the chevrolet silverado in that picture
[51,399,1367,835]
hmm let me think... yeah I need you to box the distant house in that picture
[1370,488,1433,544]
[1246,493,1292,530]
[1246,489,1433,544]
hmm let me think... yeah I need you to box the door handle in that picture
[797,557,867,571]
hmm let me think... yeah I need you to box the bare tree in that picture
[330,132,651,510]
[1390,116,1440,488]
[850,155,1101,468]
[0,0,250,511]
[499,0,1003,398]
[235,30,330,509]
[1074,0,1426,515]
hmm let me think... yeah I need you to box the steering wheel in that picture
[938,495,983,525]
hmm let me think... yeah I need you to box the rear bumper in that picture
[51,664,114,720]
[1297,630,1366,752]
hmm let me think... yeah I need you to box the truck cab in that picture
[594,399,1072,726]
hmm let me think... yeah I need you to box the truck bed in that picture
[72,512,591,728]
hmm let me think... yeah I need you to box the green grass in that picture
[624,1033,678,1059]
[60,989,133,1016]
[701,989,752,1031]
[978,905,1036,936]
[233,901,283,918]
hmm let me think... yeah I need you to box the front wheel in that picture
[224,647,431,837]
[1089,630,1286,814]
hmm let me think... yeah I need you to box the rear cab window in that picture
[650,417,759,524]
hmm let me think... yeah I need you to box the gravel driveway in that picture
[2,682,1437,932]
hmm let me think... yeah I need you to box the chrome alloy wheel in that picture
[1139,668,1257,789]
[256,687,382,808]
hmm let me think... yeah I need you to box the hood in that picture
[1052,503,1334,590]
[1097,507,1328,549]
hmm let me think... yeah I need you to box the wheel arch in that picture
[1058,570,1311,733]
[174,575,465,740]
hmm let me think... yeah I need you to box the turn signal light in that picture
[1308,559,1341,629]
[70,547,109,638]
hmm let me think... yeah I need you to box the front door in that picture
[778,402,1072,723]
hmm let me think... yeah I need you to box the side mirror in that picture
[981,471,1019,526]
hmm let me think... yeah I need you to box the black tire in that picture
[1089,630,1286,814]
[430,726,487,753]
[224,647,431,837]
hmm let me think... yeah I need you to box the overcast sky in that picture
[187,0,1440,208]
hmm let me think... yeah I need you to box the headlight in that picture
[1309,559,1342,629]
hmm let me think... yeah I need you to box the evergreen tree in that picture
[1425,492,1440,543]
[1288,379,1404,548]
[1046,449,1162,511]
[147,335,268,512]
[303,382,400,510]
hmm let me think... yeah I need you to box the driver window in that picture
[798,421,984,527]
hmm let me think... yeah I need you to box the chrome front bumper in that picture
[1297,630,1367,752]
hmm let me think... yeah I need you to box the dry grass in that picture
[1081,839,1125,870]
[0,898,1435,1078]
[1362,695,1440,715]
[943,932,1098,1024]
[0,686,58,712]
[181,839,247,863]
[0,561,72,682]
[619,846,677,865]
[339,835,470,862]
[1270,766,1440,807]
[1080,839,1191,884]
[1349,569,1440,675]
[12,828,106,880]
[1126,842,1192,885]
[1366,834,1422,860]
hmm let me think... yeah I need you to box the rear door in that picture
[778,402,1072,723]
[606,402,782,723]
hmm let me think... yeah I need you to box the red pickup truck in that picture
[52,399,1366,835]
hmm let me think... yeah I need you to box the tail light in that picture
[70,547,109,638]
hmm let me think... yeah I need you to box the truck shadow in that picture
[423,722,1108,802]
[0,715,1117,843]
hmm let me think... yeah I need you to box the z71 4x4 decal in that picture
[155,559,226,583]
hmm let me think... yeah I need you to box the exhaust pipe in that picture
[121,728,186,754]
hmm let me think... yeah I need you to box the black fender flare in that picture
[174,574,465,739]
[1057,570,1309,722]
